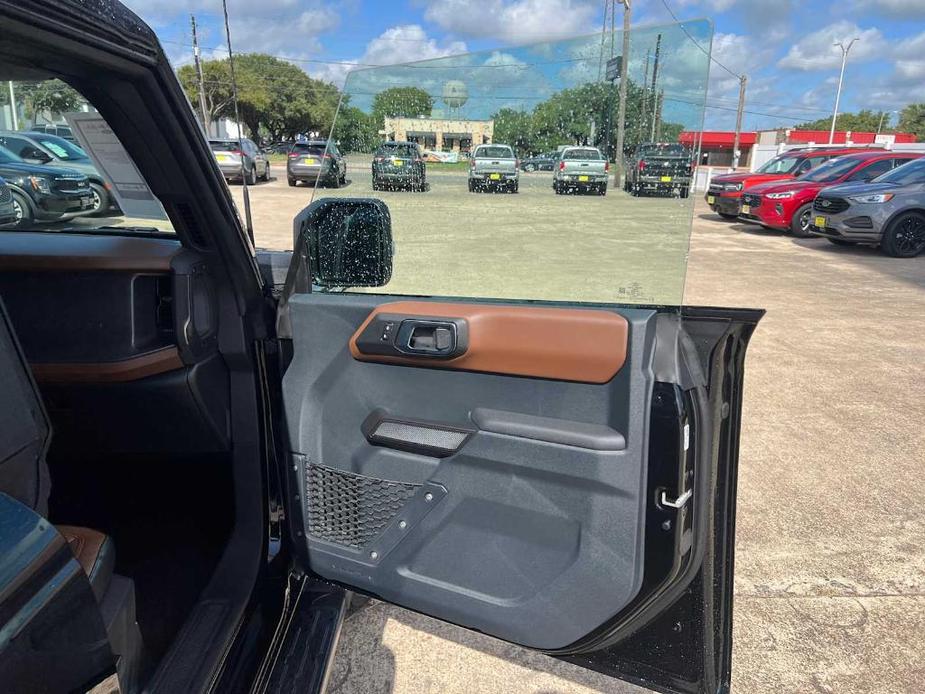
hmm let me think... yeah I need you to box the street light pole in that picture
[614,0,631,189]
[829,38,859,145]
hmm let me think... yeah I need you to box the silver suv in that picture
[810,157,925,257]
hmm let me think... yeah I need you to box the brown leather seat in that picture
[57,525,116,602]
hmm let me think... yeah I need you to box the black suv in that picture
[0,144,93,226]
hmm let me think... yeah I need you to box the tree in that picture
[899,104,925,142]
[796,110,891,133]
[491,108,534,155]
[177,54,340,142]
[332,105,380,153]
[14,80,86,123]
[371,87,433,126]
[177,60,234,131]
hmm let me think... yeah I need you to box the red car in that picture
[705,147,882,219]
[739,151,923,236]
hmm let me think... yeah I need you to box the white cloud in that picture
[423,0,598,44]
[777,21,886,71]
[860,30,925,108]
[313,25,468,87]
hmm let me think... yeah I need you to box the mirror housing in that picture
[293,197,393,289]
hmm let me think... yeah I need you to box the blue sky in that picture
[126,0,925,132]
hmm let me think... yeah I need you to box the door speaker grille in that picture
[305,463,420,548]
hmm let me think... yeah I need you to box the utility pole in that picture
[614,0,631,188]
[640,50,650,143]
[191,14,210,135]
[649,33,661,142]
[731,74,747,169]
[829,38,859,145]
[6,82,17,130]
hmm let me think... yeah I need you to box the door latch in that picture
[658,487,692,510]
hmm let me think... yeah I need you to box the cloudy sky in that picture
[126,0,925,132]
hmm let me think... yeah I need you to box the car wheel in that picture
[679,186,690,199]
[790,204,814,237]
[511,182,519,194]
[372,176,380,191]
[468,179,476,192]
[881,211,925,257]
[246,165,257,186]
[598,185,607,196]
[88,182,109,216]
[419,177,427,192]
[261,162,270,181]
[10,191,35,228]
[826,238,856,247]
[630,184,640,197]
[524,163,536,172]
[288,177,297,187]
[329,172,341,189]
[340,168,347,185]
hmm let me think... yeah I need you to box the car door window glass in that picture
[303,21,711,307]
[0,78,173,234]
[847,159,893,182]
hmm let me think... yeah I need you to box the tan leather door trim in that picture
[349,301,628,383]
[30,346,184,384]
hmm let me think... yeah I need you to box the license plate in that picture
[489,173,501,180]
[661,175,672,183]
[707,195,715,204]
[742,204,751,215]
[217,154,231,162]
[815,216,826,229]
[578,175,589,182]
[393,159,404,166]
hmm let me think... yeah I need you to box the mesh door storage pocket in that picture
[305,463,421,548]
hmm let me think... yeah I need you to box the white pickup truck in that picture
[553,146,609,195]
[468,144,519,193]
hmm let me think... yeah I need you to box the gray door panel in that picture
[283,293,658,649]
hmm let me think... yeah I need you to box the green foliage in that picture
[796,110,891,133]
[491,80,680,158]
[899,104,925,142]
[371,87,433,124]
[13,80,86,121]
[177,53,340,142]
[332,105,380,153]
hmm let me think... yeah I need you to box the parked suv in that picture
[739,151,922,236]
[810,157,925,257]
[554,146,609,195]
[0,131,117,215]
[626,143,692,197]
[287,140,346,187]
[468,144,519,192]
[0,144,93,226]
[707,147,881,219]
[520,151,558,171]
[372,141,426,191]
[0,176,16,226]
[209,138,270,185]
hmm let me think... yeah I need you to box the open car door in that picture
[271,22,762,694]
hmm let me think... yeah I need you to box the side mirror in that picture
[293,198,393,289]
[24,149,52,164]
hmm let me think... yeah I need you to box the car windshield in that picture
[799,156,865,182]
[563,149,603,160]
[875,158,925,185]
[33,135,88,161]
[377,144,417,157]
[475,146,514,159]
[638,144,688,156]
[209,140,240,152]
[308,19,712,307]
[0,145,23,164]
[757,155,801,174]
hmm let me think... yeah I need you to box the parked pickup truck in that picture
[468,144,519,192]
[553,146,609,195]
[626,143,692,198]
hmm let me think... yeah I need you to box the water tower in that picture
[442,80,468,119]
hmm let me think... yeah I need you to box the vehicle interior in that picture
[0,17,271,691]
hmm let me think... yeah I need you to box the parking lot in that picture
[230,164,925,694]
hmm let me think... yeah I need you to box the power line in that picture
[658,0,740,79]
